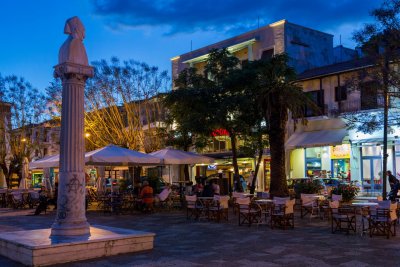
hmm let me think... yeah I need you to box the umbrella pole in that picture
[169,165,171,184]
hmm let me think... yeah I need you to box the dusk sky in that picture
[0,0,384,91]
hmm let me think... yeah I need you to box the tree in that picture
[345,0,400,198]
[165,49,257,189]
[163,68,211,180]
[84,57,170,152]
[0,74,46,187]
[252,54,314,197]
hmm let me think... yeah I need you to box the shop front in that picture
[286,127,349,180]
[289,144,351,180]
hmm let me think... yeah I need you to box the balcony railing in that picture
[329,97,385,115]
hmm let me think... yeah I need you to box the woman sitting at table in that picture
[202,181,214,197]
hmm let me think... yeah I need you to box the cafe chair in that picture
[10,192,24,209]
[185,195,198,220]
[208,195,230,223]
[270,198,295,229]
[28,191,40,208]
[330,201,356,234]
[231,192,245,214]
[368,202,397,239]
[237,197,261,226]
[300,193,319,219]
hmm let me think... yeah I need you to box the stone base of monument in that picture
[0,225,155,266]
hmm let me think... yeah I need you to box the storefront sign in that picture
[330,144,350,159]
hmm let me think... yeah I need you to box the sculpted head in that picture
[64,16,85,41]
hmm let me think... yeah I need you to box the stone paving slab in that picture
[0,208,399,266]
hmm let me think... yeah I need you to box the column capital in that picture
[54,62,94,81]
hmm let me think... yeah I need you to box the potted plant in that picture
[331,184,360,203]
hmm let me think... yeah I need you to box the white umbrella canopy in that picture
[29,144,162,168]
[85,144,162,166]
[149,148,215,165]
[29,154,59,169]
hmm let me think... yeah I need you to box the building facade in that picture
[171,19,400,195]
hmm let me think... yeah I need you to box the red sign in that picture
[212,128,230,137]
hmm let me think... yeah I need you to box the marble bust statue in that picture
[58,16,89,66]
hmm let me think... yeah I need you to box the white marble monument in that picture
[51,16,92,236]
[0,17,155,266]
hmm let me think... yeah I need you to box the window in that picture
[261,49,274,60]
[334,86,347,101]
[305,90,324,117]
[43,148,48,156]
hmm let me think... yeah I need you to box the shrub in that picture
[331,184,359,202]
[294,181,323,197]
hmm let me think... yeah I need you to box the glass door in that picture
[362,158,382,194]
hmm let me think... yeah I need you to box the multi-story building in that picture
[171,19,357,189]
[289,56,399,195]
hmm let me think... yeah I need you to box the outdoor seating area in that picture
[182,190,400,239]
[0,189,45,210]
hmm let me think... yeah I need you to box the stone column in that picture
[51,17,93,236]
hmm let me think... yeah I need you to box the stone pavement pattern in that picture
[0,208,399,266]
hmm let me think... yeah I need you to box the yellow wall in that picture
[290,148,305,178]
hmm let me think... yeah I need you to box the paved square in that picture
[0,207,399,266]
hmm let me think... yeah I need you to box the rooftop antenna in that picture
[190,40,193,52]
[339,34,342,46]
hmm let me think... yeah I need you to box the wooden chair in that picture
[185,195,198,220]
[330,201,356,234]
[271,198,295,229]
[231,192,245,214]
[10,192,24,209]
[300,193,319,219]
[28,191,40,208]
[237,197,261,226]
[208,195,230,222]
[368,202,397,239]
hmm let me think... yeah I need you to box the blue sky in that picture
[0,0,383,91]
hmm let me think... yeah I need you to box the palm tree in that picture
[252,54,316,197]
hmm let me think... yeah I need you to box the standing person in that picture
[387,170,399,201]
[140,181,154,212]
[247,171,255,189]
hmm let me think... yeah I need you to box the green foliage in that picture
[332,184,360,202]
[294,181,324,197]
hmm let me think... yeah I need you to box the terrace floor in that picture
[0,206,399,266]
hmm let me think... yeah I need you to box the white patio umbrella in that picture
[29,154,59,169]
[149,148,215,165]
[29,144,163,169]
[149,148,215,183]
[0,169,7,189]
[85,144,162,166]
[19,157,29,189]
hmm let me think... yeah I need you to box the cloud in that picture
[91,0,383,38]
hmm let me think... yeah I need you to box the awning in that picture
[285,128,348,149]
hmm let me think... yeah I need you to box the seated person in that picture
[202,181,214,197]
[212,180,220,195]
[193,179,204,196]
[33,186,49,215]
[139,181,154,212]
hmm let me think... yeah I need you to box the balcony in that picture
[329,97,384,116]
